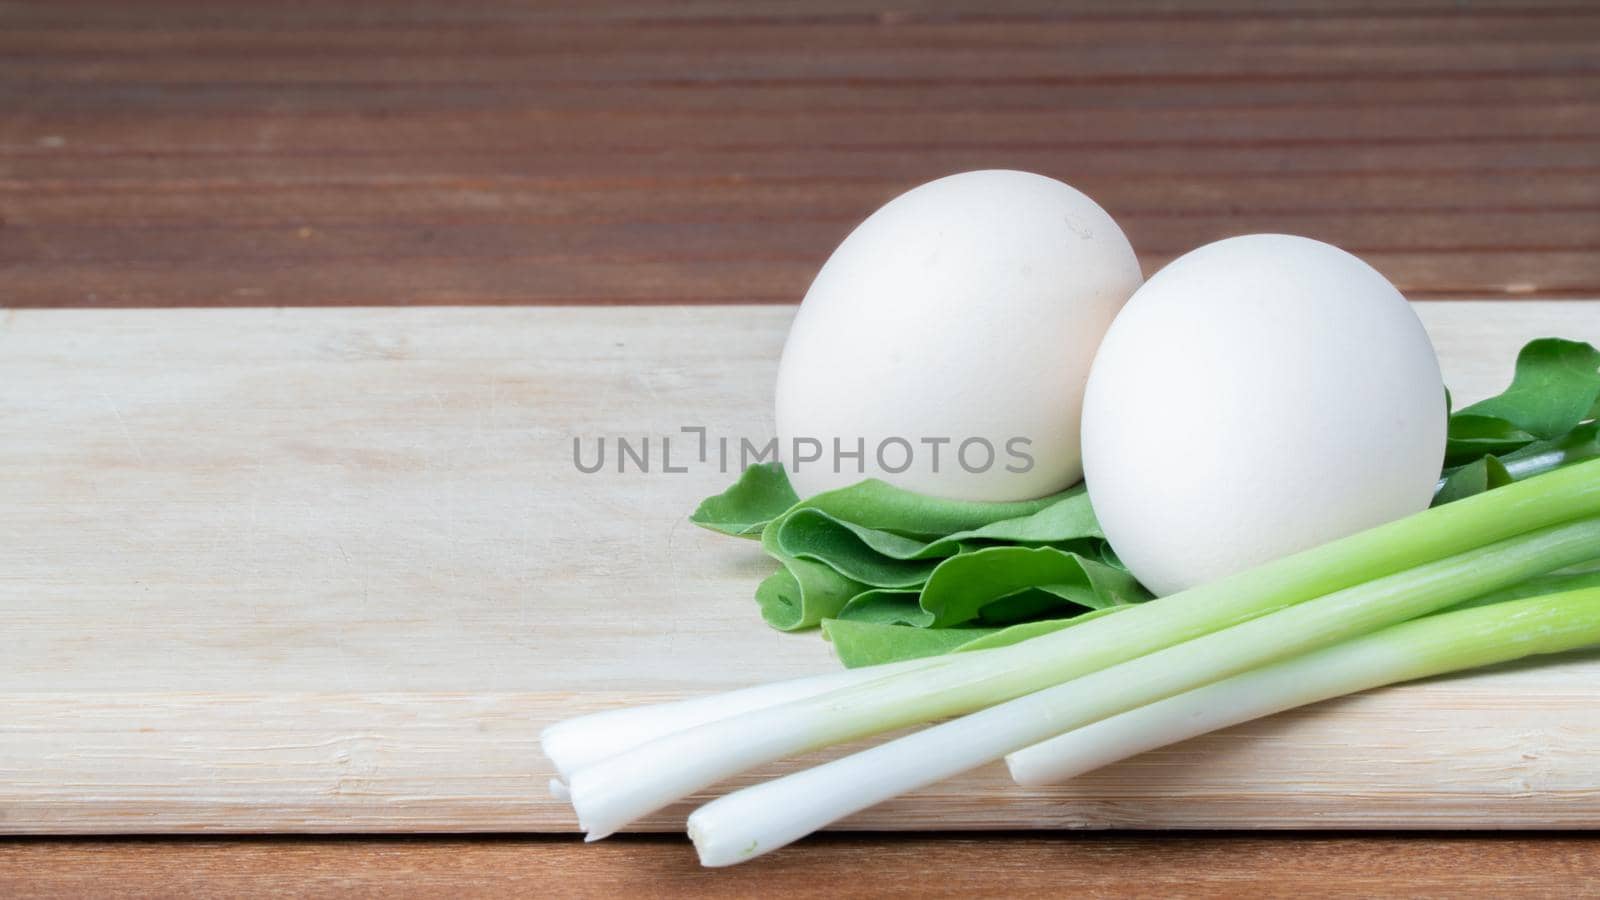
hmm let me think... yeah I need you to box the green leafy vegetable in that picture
[1437,338,1600,503]
[821,619,1008,666]
[772,511,948,588]
[753,544,867,631]
[1433,454,1513,506]
[822,607,1125,668]
[1452,338,1600,441]
[779,473,1069,538]
[1442,414,1540,464]
[915,545,1144,627]
[693,468,1130,646]
[690,462,799,537]
[1438,422,1600,505]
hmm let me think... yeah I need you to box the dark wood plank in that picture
[10,107,1598,153]
[5,0,1598,28]
[7,77,1600,121]
[0,1,1594,301]
[3,834,1599,898]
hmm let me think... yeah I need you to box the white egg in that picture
[1081,234,1447,596]
[775,170,1142,501]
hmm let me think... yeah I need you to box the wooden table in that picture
[3,1,1598,895]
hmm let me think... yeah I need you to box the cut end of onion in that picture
[538,724,585,782]
[687,802,767,868]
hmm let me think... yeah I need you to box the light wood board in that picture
[1,302,1598,834]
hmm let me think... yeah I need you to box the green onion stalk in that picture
[688,528,1600,864]
[1005,573,1600,786]
[553,461,1600,841]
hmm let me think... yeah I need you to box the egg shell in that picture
[775,170,1142,501]
[1080,234,1447,596]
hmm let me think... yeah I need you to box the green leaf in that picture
[1433,455,1514,506]
[1443,415,1539,467]
[768,486,1104,589]
[771,510,950,589]
[1437,422,1600,505]
[821,619,1008,667]
[916,545,1149,627]
[977,588,1079,625]
[822,606,1130,668]
[753,554,867,632]
[1436,339,1599,502]
[831,590,926,626]
[755,500,869,632]
[956,487,1103,543]
[692,460,1141,641]
[783,476,1076,538]
[1455,338,1600,440]
[689,462,799,538]
[956,606,1128,652]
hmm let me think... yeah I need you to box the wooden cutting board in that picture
[2,301,1598,834]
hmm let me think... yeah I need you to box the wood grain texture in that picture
[2,302,1598,834]
[3,0,1598,306]
[4,4,1600,887]
[5,833,1600,899]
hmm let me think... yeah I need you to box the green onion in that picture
[559,460,1600,840]
[1007,577,1600,786]
[686,523,1600,865]
[540,654,944,781]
